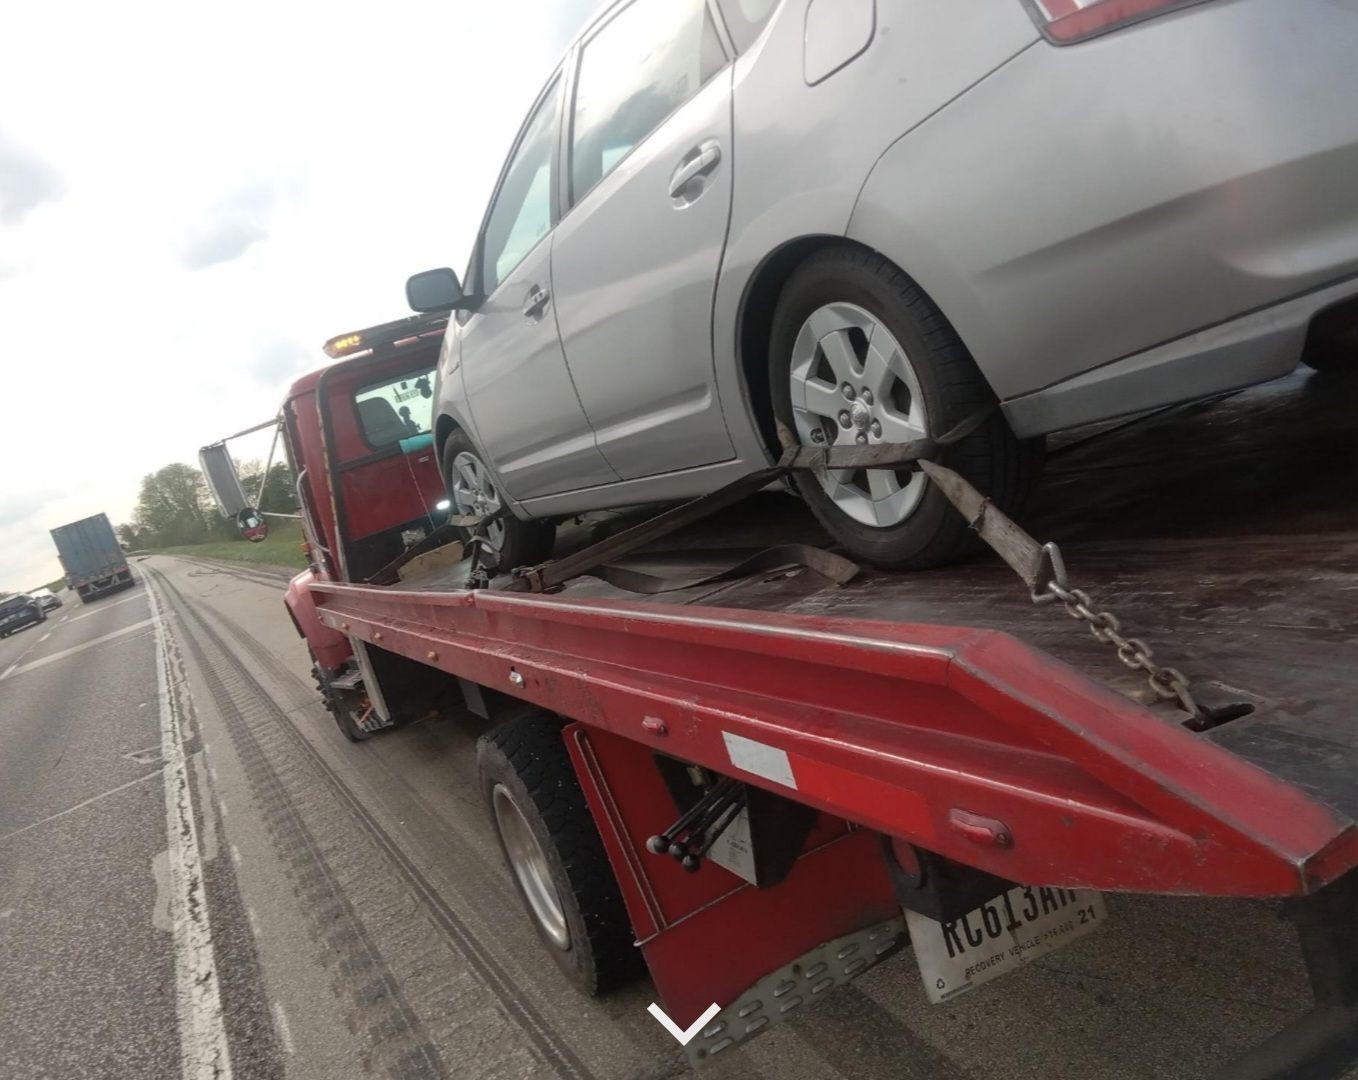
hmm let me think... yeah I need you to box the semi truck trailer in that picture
[51,513,134,603]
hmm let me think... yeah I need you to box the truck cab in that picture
[277,313,452,736]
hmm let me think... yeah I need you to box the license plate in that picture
[905,885,1107,1004]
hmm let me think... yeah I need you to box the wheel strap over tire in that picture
[500,405,997,594]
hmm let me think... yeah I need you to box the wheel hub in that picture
[787,302,930,529]
[450,450,506,550]
[492,784,571,951]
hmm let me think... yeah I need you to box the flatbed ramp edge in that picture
[303,372,1358,1076]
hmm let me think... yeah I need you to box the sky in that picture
[0,0,600,593]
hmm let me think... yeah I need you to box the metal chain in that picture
[1032,542,1201,717]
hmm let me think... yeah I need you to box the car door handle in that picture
[669,140,722,202]
[523,286,551,320]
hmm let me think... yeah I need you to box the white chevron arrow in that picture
[646,1002,721,1046]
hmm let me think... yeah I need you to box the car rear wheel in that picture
[769,247,1042,570]
[441,430,555,572]
[477,708,641,994]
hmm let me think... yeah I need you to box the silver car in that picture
[409,0,1358,569]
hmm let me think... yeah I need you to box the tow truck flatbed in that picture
[253,316,1358,1077]
[375,370,1358,837]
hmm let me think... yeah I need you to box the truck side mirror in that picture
[236,508,269,543]
[406,268,467,313]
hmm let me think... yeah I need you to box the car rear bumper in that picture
[1002,273,1358,436]
[849,0,1358,413]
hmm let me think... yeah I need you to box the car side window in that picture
[715,0,780,53]
[569,0,727,206]
[481,77,561,297]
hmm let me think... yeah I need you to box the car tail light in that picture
[1022,0,1215,43]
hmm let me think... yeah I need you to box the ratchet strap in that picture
[502,404,996,594]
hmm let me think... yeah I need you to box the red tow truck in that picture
[212,312,1358,1078]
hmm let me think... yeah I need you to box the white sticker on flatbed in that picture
[906,885,1107,1004]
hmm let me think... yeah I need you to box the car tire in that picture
[441,429,555,572]
[478,708,642,995]
[769,246,1042,570]
[310,653,373,743]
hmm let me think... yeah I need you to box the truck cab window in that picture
[354,370,435,448]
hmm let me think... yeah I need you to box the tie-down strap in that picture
[502,405,996,595]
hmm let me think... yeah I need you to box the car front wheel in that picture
[441,429,555,572]
[769,247,1041,570]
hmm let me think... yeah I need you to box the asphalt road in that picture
[0,556,1347,1080]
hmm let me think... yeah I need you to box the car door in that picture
[550,0,736,481]
[459,73,619,500]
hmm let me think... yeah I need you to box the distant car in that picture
[408,0,1358,570]
[28,588,62,612]
[0,595,46,638]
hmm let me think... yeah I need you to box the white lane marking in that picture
[147,581,233,1079]
[191,753,220,865]
[229,844,241,866]
[59,615,69,622]
[722,731,798,790]
[0,619,155,682]
[245,906,260,935]
[64,593,149,624]
[271,1002,295,1054]
[38,632,51,643]
[0,770,165,845]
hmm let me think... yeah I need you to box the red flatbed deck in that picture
[310,368,1358,900]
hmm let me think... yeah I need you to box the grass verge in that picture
[154,524,308,571]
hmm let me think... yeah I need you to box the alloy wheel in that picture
[449,451,507,550]
[788,302,930,528]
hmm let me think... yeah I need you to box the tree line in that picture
[117,460,296,550]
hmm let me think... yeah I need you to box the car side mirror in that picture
[407,268,467,313]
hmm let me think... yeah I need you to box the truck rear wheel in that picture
[477,708,640,994]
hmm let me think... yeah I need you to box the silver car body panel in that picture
[1004,274,1358,436]
[458,237,621,499]
[708,0,1042,469]
[552,68,738,480]
[849,0,1358,420]
[438,0,1358,523]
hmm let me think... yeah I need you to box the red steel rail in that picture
[309,582,1358,898]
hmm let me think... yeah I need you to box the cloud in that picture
[177,183,277,270]
[0,134,65,223]
[548,0,605,49]
[249,338,309,385]
[0,491,53,530]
